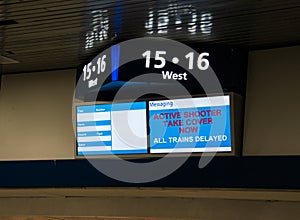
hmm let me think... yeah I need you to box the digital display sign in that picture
[149,95,231,153]
[76,101,147,156]
[74,38,244,156]
[76,95,233,156]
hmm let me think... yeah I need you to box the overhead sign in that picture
[76,38,247,101]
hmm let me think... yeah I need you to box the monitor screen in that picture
[149,95,232,153]
[76,101,147,156]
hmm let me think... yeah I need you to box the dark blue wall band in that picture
[0,156,299,189]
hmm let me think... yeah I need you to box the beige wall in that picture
[0,69,76,160]
[243,46,300,155]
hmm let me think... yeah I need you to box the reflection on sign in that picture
[145,4,213,35]
[85,9,109,49]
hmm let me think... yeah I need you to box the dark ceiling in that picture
[0,0,299,74]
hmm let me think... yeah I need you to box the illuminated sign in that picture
[149,95,231,153]
[76,101,147,156]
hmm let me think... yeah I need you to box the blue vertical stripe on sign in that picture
[111,44,120,81]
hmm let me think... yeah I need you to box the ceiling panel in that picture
[0,0,299,74]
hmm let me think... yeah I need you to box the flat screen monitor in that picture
[76,101,147,156]
[149,95,232,153]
